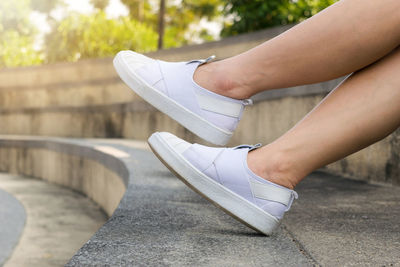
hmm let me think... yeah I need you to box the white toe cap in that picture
[116,50,154,71]
[156,132,192,154]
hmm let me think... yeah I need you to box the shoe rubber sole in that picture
[148,132,279,235]
[113,52,232,146]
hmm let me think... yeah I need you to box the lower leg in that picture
[248,46,400,189]
[195,0,400,99]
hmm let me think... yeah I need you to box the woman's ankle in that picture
[193,60,252,100]
[247,146,303,190]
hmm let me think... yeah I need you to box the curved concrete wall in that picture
[0,25,399,186]
[0,136,127,216]
[0,136,132,265]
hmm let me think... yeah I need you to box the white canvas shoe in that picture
[148,132,298,235]
[114,50,252,145]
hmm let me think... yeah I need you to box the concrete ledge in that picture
[0,136,127,216]
[0,136,314,266]
[1,90,399,187]
[0,136,398,265]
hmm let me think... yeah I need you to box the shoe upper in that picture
[120,51,252,133]
[159,132,298,220]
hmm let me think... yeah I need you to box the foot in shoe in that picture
[113,50,252,145]
[148,132,298,235]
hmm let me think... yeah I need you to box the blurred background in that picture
[2,0,396,188]
[2,1,400,265]
[0,0,337,68]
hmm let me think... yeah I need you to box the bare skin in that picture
[193,0,400,189]
[249,47,400,189]
[194,0,400,99]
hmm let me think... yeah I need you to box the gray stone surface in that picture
[0,186,25,266]
[68,141,400,266]
[285,171,400,266]
[2,136,399,266]
[67,143,313,266]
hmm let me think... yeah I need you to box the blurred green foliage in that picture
[44,0,222,62]
[163,0,221,48]
[0,0,33,33]
[120,0,154,22]
[115,0,221,48]
[0,0,338,68]
[0,30,43,67]
[90,0,110,11]
[222,0,337,36]
[45,11,158,62]
[30,0,62,13]
[0,0,43,67]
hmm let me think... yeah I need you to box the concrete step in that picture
[1,136,399,266]
[69,140,400,266]
[284,172,400,266]
[67,141,313,266]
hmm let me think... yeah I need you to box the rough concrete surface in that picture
[69,142,400,267]
[0,173,107,267]
[0,187,25,266]
[68,144,313,266]
[1,137,399,266]
[285,171,400,266]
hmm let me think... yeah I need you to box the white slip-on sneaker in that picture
[148,132,298,235]
[113,50,252,145]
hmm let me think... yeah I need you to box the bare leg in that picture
[246,46,400,189]
[195,0,400,99]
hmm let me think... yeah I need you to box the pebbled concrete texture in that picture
[68,144,312,266]
[69,142,400,266]
[285,172,400,266]
[0,186,25,266]
[1,137,399,266]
